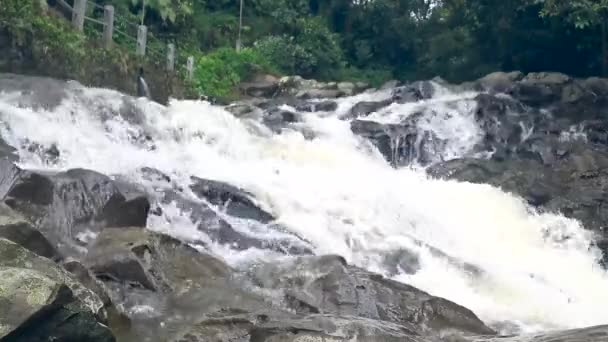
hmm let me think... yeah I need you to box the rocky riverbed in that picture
[1,71,608,341]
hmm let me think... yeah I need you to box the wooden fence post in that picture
[136,25,147,56]
[167,44,175,72]
[103,5,114,49]
[187,56,194,80]
[72,0,86,32]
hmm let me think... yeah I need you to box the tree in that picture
[538,0,608,75]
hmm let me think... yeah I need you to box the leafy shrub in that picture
[255,18,345,79]
[193,47,273,100]
[254,35,313,75]
[293,17,344,79]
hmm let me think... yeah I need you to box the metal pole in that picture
[103,5,115,49]
[236,0,243,52]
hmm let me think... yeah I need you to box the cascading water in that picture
[0,80,607,336]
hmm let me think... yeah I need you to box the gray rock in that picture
[0,266,115,342]
[472,324,608,342]
[477,71,524,93]
[296,88,346,99]
[0,136,17,162]
[250,255,495,336]
[190,176,274,223]
[162,190,312,255]
[85,227,232,293]
[0,160,150,256]
[350,118,444,166]
[345,99,392,119]
[392,81,435,103]
[240,75,280,98]
[0,73,75,110]
[295,100,338,112]
[0,238,107,322]
[0,203,59,260]
[380,80,402,90]
[172,312,428,342]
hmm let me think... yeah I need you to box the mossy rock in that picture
[0,266,115,342]
[0,238,105,320]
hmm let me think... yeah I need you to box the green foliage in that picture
[254,18,345,79]
[254,36,311,76]
[193,47,272,100]
[538,0,608,28]
[333,67,393,87]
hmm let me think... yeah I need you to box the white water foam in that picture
[0,84,607,333]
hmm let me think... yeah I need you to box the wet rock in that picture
[240,75,280,98]
[0,160,150,256]
[172,312,423,342]
[477,71,524,93]
[0,238,107,321]
[85,228,232,293]
[296,88,345,99]
[392,81,435,103]
[0,266,115,342]
[0,73,74,110]
[382,248,421,276]
[295,100,338,112]
[473,93,529,155]
[162,190,312,255]
[250,255,495,336]
[346,99,392,119]
[224,103,262,118]
[350,119,443,166]
[0,136,17,162]
[473,324,608,342]
[427,142,608,236]
[190,176,274,223]
[380,80,402,90]
[278,76,360,99]
[0,203,59,260]
[263,108,302,132]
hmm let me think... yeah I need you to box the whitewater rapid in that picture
[0,82,607,334]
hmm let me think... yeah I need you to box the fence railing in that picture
[47,0,195,80]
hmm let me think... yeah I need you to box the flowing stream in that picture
[0,82,607,335]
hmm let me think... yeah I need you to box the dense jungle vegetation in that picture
[2,0,607,99]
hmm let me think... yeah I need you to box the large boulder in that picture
[250,255,495,337]
[343,99,393,119]
[0,160,150,256]
[162,189,312,255]
[277,76,365,99]
[83,228,280,341]
[0,73,73,110]
[172,312,427,342]
[0,136,17,162]
[472,325,608,342]
[477,71,524,93]
[0,238,109,324]
[85,228,232,295]
[0,267,115,342]
[190,176,274,223]
[239,74,280,98]
[0,203,59,260]
[350,119,444,166]
[392,81,435,104]
[295,100,338,112]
